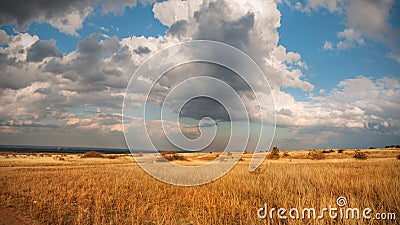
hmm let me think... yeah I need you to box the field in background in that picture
[0,148,399,224]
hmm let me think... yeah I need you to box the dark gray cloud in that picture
[0,0,95,30]
[49,33,132,91]
[0,52,17,67]
[179,97,229,121]
[0,0,153,34]
[134,46,151,55]
[44,58,67,74]
[167,20,188,37]
[111,45,132,65]
[278,108,293,117]
[77,33,102,58]
[27,40,63,62]
[0,61,51,90]
[193,1,254,49]
[145,61,259,122]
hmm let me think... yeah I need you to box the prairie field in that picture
[0,149,399,225]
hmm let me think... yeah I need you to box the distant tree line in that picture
[385,145,400,148]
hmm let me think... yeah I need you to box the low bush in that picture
[308,151,325,160]
[353,150,367,160]
[267,147,280,159]
[81,151,104,158]
[160,151,187,162]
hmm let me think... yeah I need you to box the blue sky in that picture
[277,2,400,98]
[0,0,399,150]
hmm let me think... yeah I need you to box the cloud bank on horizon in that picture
[0,0,399,150]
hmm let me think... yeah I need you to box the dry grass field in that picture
[0,148,399,224]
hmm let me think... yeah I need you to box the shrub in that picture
[160,151,187,162]
[385,145,400,148]
[322,149,335,153]
[338,149,344,154]
[396,154,400,160]
[267,147,280,159]
[81,151,104,158]
[308,151,325,160]
[282,151,290,157]
[353,150,367,160]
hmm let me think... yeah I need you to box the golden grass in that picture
[0,149,399,224]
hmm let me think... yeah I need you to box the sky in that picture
[0,0,399,150]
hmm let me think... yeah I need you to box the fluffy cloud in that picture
[154,0,312,90]
[273,75,400,149]
[336,29,364,49]
[27,40,63,62]
[0,32,138,140]
[346,0,399,50]
[323,41,333,50]
[275,76,400,132]
[0,30,10,44]
[323,29,365,51]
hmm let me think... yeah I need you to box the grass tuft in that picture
[353,150,367,160]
